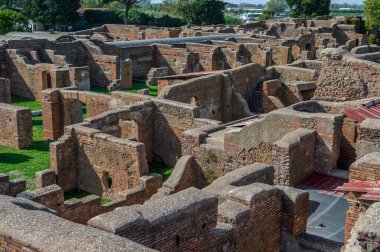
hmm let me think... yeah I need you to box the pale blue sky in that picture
[151,0,363,4]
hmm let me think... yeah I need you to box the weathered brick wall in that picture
[89,188,218,251]
[185,43,218,71]
[160,73,224,121]
[223,102,343,175]
[276,185,309,236]
[18,174,162,225]
[314,48,380,101]
[344,152,380,241]
[150,155,206,200]
[154,44,200,75]
[357,119,380,159]
[0,103,32,148]
[273,128,315,186]
[0,195,155,252]
[160,63,264,123]
[0,174,26,196]
[52,121,149,196]
[346,203,380,252]
[0,77,11,104]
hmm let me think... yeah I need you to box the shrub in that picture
[0,9,29,35]
[368,34,380,45]
[224,14,243,25]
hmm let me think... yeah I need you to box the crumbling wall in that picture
[357,119,380,159]
[89,188,218,251]
[273,128,315,186]
[314,48,380,101]
[223,102,342,174]
[343,152,380,241]
[150,155,205,200]
[18,174,162,225]
[0,195,154,252]
[0,174,26,196]
[346,202,380,252]
[0,78,11,104]
[0,103,32,148]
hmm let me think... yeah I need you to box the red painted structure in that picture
[335,182,380,201]
[344,99,380,123]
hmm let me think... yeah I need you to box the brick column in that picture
[42,89,63,140]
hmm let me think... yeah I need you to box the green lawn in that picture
[90,79,158,97]
[149,161,174,181]
[64,188,112,205]
[0,97,50,190]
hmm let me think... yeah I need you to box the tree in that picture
[364,0,380,31]
[265,0,288,16]
[22,0,80,25]
[165,0,226,25]
[0,9,29,34]
[286,0,330,18]
[100,0,142,24]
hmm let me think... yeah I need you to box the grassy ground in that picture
[149,160,174,181]
[90,79,158,97]
[64,189,112,205]
[330,11,363,17]
[0,97,50,190]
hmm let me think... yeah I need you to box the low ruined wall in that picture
[0,174,26,197]
[0,103,32,148]
[223,102,342,174]
[18,174,162,225]
[357,119,380,159]
[160,64,264,123]
[0,195,154,252]
[344,152,380,241]
[51,121,149,195]
[273,128,315,186]
[346,203,380,252]
[89,188,218,251]
[314,49,380,101]
[0,77,11,104]
[150,155,206,200]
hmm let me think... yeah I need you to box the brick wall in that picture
[0,195,155,252]
[0,77,11,104]
[89,188,218,251]
[344,152,380,241]
[357,119,380,159]
[0,103,32,149]
[0,174,26,196]
[314,48,380,101]
[273,128,315,186]
[18,174,162,225]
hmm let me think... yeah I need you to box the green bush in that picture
[224,14,243,25]
[258,13,272,21]
[128,9,185,27]
[368,34,380,45]
[0,9,29,35]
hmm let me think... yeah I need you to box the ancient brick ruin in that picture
[1,16,380,252]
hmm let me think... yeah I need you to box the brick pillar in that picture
[42,90,63,140]
[120,59,132,89]
[0,78,11,104]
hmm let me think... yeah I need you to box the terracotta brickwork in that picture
[0,103,33,149]
[18,174,162,225]
[0,77,11,104]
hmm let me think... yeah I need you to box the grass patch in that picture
[11,96,42,111]
[90,86,112,95]
[64,188,112,205]
[149,160,173,181]
[0,97,50,190]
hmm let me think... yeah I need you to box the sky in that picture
[151,0,364,4]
